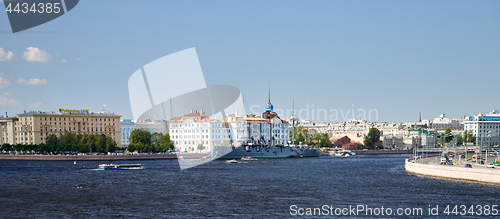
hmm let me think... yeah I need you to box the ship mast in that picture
[292,97,295,146]
[268,79,272,147]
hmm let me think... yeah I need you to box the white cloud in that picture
[17,78,47,85]
[23,47,50,62]
[0,76,11,88]
[61,59,67,63]
[0,48,13,61]
[0,94,20,106]
[28,102,43,108]
[3,92,12,96]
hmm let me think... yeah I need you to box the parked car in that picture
[440,157,448,165]
[465,164,472,168]
[487,163,495,168]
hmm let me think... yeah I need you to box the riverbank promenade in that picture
[405,155,500,185]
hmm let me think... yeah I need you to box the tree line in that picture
[127,128,174,153]
[0,132,117,154]
[290,126,382,149]
[289,126,332,148]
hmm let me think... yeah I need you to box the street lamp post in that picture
[486,132,491,165]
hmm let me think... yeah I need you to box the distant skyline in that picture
[1,1,499,122]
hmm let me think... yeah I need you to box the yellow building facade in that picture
[0,110,121,147]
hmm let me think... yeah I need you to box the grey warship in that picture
[212,144,320,160]
[211,85,319,160]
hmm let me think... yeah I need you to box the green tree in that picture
[14,144,23,152]
[129,129,151,152]
[160,134,174,150]
[311,133,330,148]
[290,126,311,145]
[197,144,205,152]
[46,134,59,146]
[60,132,78,146]
[438,128,454,147]
[363,128,381,149]
[105,137,117,153]
[456,133,463,146]
[151,132,163,152]
[1,143,12,153]
[128,144,137,153]
[95,134,107,153]
[444,128,453,143]
[79,134,96,153]
[37,143,51,153]
[463,130,475,145]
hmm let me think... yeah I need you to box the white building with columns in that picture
[169,110,231,153]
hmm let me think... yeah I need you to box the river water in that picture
[1,154,498,218]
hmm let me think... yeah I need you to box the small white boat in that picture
[98,164,144,170]
[241,157,258,161]
[226,159,239,164]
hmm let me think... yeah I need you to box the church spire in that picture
[265,79,274,112]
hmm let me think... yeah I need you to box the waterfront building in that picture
[225,113,249,146]
[245,115,289,146]
[429,114,464,133]
[169,109,228,153]
[382,136,404,149]
[330,136,351,147]
[420,132,437,148]
[120,119,169,147]
[246,92,289,146]
[0,110,121,147]
[0,117,16,145]
[464,110,500,147]
[342,142,359,150]
[403,136,421,149]
[168,86,290,153]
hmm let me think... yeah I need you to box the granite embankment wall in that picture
[405,158,500,185]
[354,149,412,155]
[0,153,208,161]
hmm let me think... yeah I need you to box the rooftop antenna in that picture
[419,112,422,122]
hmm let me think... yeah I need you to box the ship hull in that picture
[212,145,319,160]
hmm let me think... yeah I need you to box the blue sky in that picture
[0,0,499,122]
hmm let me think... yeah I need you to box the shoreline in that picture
[320,149,413,156]
[0,153,209,161]
[405,158,500,185]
